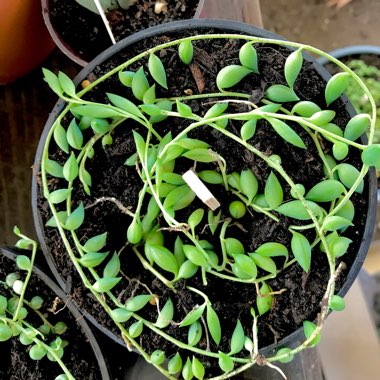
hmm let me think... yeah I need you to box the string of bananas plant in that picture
[40,33,380,379]
[0,229,73,380]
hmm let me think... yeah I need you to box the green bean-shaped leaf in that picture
[148,53,168,89]
[182,358,193,380]
[204,103,228,119]
[332,141,349,161]
[45,211,67,227]
[305,179,345,202]
[83,232,107,253]
[241,118,258,141]
[179,303,206,327]
[176,138,210,150]
[225,238,245,257]
[264,172,283,209]
[192,357,205,380]
[178,40,193,65]
[67,118,83,149]
[107,93,144,118]
[207,304,221,345]
[325,72,350,106]
[155,298,174,328]
[239,42,258,73]
[132,130,146,161]
[132,67,150,101]
[149,99,172,124]
[285,49,303,88]
[275,200,322,220]
[256,282,273,315]
[218,352,234,373]
[162,173,185,185]
[129,320,143,338]
[163,145,184,163]
[73,104,121,118]
[362,144,380,169]
[93,277,121,292]
[322,216,353,231]
[53,123,69,153]
[336,163,364,193]
[336,198,355,225]
[64,202,84,230]
[151,350,166,365]
[168,353,183,374]
[147,244,179,276]
[291,101,321,117]
[188,321,202,346]
[265,85,300,102]
[267,117,306,148]
[188,209,205,231]
[344,114,369,141]
[110,308,133,323]
[198,170,223,184]
[183,245,209,267]
[48,188,71,204]
[103,252,120,278]
[329,295,345,311]
[307,110,336,126]
[229,320,245,355]
[291,232,311,272]
[331,236,352,258]
[164,185,196,211]
[16,255,31,271]
[178,260,198,279]
[127,219,143,244]
[119,70,135,87]
[78,252,108,268]
[232,254,257,279]
[176,100,193,117]
[140,104,162,116]
[58,71,76,98]
[303,321,320,347]
[45,159,64,178]
[42,68,63,96]
[240,169,258,202]
[143,84,156,104]
[216,65,252,90]
[63,152,79,182]
[182,148,216,162]
[249,253,277,275]
[276,347,294,363]
[125,294,152,312]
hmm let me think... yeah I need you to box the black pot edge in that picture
[317,45,380,66]
[0,247,112,380]
[41,0,206,67]
[31,18,377,356]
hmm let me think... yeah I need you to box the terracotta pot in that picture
[0,0,55,85]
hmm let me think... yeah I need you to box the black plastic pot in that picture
[317,45,380,66]
[0,246,111,380]
[41,0,205,66]
[32,18,377,359]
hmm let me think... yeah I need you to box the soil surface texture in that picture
[47,0,200,62]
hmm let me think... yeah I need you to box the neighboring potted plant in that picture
[0,0,54,84]
[0,230,111,379]
[41,0,205,66]
[32,20,378,379]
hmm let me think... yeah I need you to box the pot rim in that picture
[0,246,111,380]
[317,44,380,66]
[32,18,377,355]
[40,0,206,67]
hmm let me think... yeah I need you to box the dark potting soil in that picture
[47,0,200,62]
[0,252,102,379]
[36,28,369,371]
